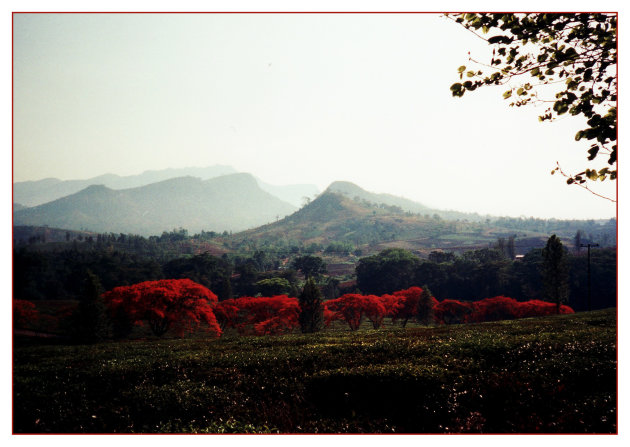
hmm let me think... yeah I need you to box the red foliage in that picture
[213,299,240,331]
[469,296,520,323]
[378,293,402,318]
[323,307,338,327]
[434,299,474,324]
[102,279,221,337]
[214,295,300,335]
[516,299,575,318]
[13,299,40,329]
[391,287,424,327]
[324,294,386,330]
[433,296,576,325]
[363,295,388,329]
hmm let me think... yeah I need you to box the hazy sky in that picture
[13,12,618,219]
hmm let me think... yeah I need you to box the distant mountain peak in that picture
[323,181,431,215]
[13,174,297,236]
[13,166,319,209]
[83,184,111,192]
[325,180,363,193]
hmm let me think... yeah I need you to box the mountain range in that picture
[12,165,486,238]
[14,167,613,253]
[13,165,319,208]
[13,173,298,236]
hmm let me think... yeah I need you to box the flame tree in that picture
[102,279,221,337]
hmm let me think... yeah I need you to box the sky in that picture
[12,10,619,221]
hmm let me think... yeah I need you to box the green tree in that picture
[255,277,291,296]
[506,235,516,260]
[291,255,327,281]
[542,234,569,313]
[322,277,341,300]
[416,285,435,326]
[70,271,110,343]
[298,278,324,333]
[163,252,232,292]
[428,250,455,263]
[356,248,420,295]
[217,277,233,301]
[234,261,259,296]
[449,13,616,200]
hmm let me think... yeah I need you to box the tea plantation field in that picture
[13,309,616,433]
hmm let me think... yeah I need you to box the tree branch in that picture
[554,162,616,202]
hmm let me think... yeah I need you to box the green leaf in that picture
[587,146,599,160]
[585,169,599,180]
[450,83,464,97]
[503,90,512,99]
[458,65,467,73]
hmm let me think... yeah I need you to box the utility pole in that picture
[580,243,600,311]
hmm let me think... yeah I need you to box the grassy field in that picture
[13,309,616,434]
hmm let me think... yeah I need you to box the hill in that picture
[14,166,320,208]
[232,186,526,255]
[228,181,614,259]
[327,181,489,222]
[13,165,238,207]
[326,181,432,214]
[13,173,297,236]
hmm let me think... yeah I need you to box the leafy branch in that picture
[448,13,617,190]
[552,162,616,202]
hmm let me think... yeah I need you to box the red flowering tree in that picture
[213,299,240,331]
[379,294,403,322]
[324,294,386,330]
[433,296,575,325]
[434,299,474,324]
[516,299,575,318]
[469,296,520,323]
[214,295,300,336]
[323,307,338,327]
[101,279,221,338]
[362,295,388,329]
[391,287,424,327]
[13,299,40,330]
[325,294,364,330]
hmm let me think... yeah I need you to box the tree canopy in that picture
[102,279,221,337]
[291,255,327,280]
[449,13,616,200]
[298,278,324,333]
[542,234,569,313]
